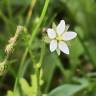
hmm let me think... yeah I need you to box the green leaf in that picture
[48,84,86,96]
[19,75,38,96]
[31,74,38,93]
[43,53,62,92]
[20,78,31,95]
[7,90,14,96]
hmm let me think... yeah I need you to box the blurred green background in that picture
[0,0,96,96]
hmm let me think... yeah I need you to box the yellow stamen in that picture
[56,35,63,41]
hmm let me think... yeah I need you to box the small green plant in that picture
[0,0,96,96]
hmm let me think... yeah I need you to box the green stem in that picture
[37,41,45,95]
[27,41,45,96]
[39,40,46,67]
[6,0,12,19]
[25,0,36,26]
[13,0,49,93]
[0,11,10,24]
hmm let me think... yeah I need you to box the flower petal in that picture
[56,20,65,35]
[47,28,56,39]
[50,40,57,52]
[58,41,69,54]
[62,31,77,41]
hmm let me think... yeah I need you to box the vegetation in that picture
[0,0,96,96]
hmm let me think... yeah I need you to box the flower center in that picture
[56,35,63,41]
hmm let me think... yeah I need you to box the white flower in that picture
[47,20,77,55]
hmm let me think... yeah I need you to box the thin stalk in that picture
[0,10,14,30]
[6,0,13,19]
[39,40,46,67]
[20,0,49,76]
[25,0,36,26]
[0,11,10,24]
[37,41,45,96]
[29,40,46,96]
[13,0,49,93]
